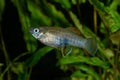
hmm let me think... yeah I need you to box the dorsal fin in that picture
[66,27,81,35]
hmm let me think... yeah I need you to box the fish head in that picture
[29,27,45,39]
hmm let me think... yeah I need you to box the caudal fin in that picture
[84,38,97,56]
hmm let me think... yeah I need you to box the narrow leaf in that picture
[25,46,54,67]
[75,65,101,80]
[58,56,109,69]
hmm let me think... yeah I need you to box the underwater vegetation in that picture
[0,0,120,80]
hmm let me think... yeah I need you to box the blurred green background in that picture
[0,0,120,80]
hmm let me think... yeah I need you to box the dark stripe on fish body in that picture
[66,35,86,48]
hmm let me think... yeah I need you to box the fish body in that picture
[30,27,97,55]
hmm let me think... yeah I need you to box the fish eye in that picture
[34,28,39,33]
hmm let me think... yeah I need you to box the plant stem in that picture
[0,26,11,80]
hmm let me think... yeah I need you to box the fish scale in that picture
[30,27,97,55]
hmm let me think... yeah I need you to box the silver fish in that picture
[29,27,97,55]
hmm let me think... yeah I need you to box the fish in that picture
[29,27,97,56]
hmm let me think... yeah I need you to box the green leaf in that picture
[57,56,109,69]
[17,68,28,80]
[89,0,108,13]
[71,70,87,78]
[11,62,28,80]
[54,0,71,9]
[89,0,120,33]
[41,1,71,27]
[27,1,52,26]
[98,10,120,33]
[69,11,96,37]
[71,0,86,5]
[0,0,5,20]
[109,11,120,32]
[12,0,37,52]
[110,0,120,10]
[11,62,25,74]
[110,30,120,46]
[68,11,84,36]
[75,65,101,80]
[103,48,114,59]
[25,46,54,67]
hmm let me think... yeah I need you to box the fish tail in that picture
[84,38,97,56]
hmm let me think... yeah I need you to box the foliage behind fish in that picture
[30,27,97,56]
